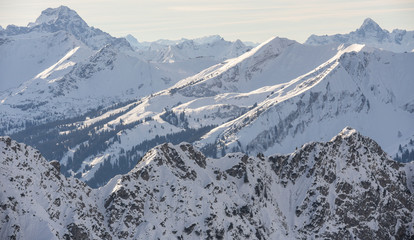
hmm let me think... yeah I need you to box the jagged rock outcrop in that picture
[0,136,112,240]
[1,128,413,239]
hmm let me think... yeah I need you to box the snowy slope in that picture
[306,18,414,52]
[47,37,347,184]
[0,6,252,133]
[61,38,412,184]
[2,7,413,189]
[9,34,412,186]
[2,128,414,239]
[0,6,131,92]
[135,36,251,63]
[0,44,203,128]
[23,6,130,51]
[196,44,414,157]
[170,37,340,96]
[0,42,248,132]
[0,31,92,92]
[125,34,143,50]
[128,34,256,51]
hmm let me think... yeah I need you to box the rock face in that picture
[1,128,414,239]
[0,136,111,240]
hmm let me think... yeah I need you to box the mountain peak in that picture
[193,35,223,44]
[125,34,138,42]
[329,127,365,142]
[125,34,141,49]
[24,6,128,50]
[337,126,358,139]
[258,36,297,52]
[29,5,87,28]
[358,18,383,32]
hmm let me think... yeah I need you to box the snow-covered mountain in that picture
[39,36,414,185]
[133,35,252,63]
[305,18,414,52]
[0,43,209,129]
[2,7,413,189]
[0,5,129,92]
[0,26,92,92]
[0,6,252,132]
[20,6,129,51]
[125,34,143,49]
[193,41,414,157]
[2,6,414,239]
[6,34,413,187]
[1,128,414,239]
[126,34,257,51]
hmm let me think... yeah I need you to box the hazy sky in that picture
[0,0,413,43]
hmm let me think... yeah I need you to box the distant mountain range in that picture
[0,6,251,93]
[2,128,413,239]
[0,6,252,134]
[125,34,259,50]
[306,18,414,53]
[1,6,413,187]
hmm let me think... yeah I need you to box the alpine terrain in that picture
[1,128,413,239]
[1,8,413,186]
[1,5,414,238]
[0,6,251,132]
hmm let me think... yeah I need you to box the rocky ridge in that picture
[1,127,413,239]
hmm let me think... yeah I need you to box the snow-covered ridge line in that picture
[169,37,296,92]
[189,44,357,145]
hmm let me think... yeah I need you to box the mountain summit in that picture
[28,6,87,29]
[355,18,388,40]
[358,18,383,32]
[2,5,129,50]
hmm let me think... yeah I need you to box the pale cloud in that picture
[168,5,284,12]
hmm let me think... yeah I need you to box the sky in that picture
[0,0,413,43]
